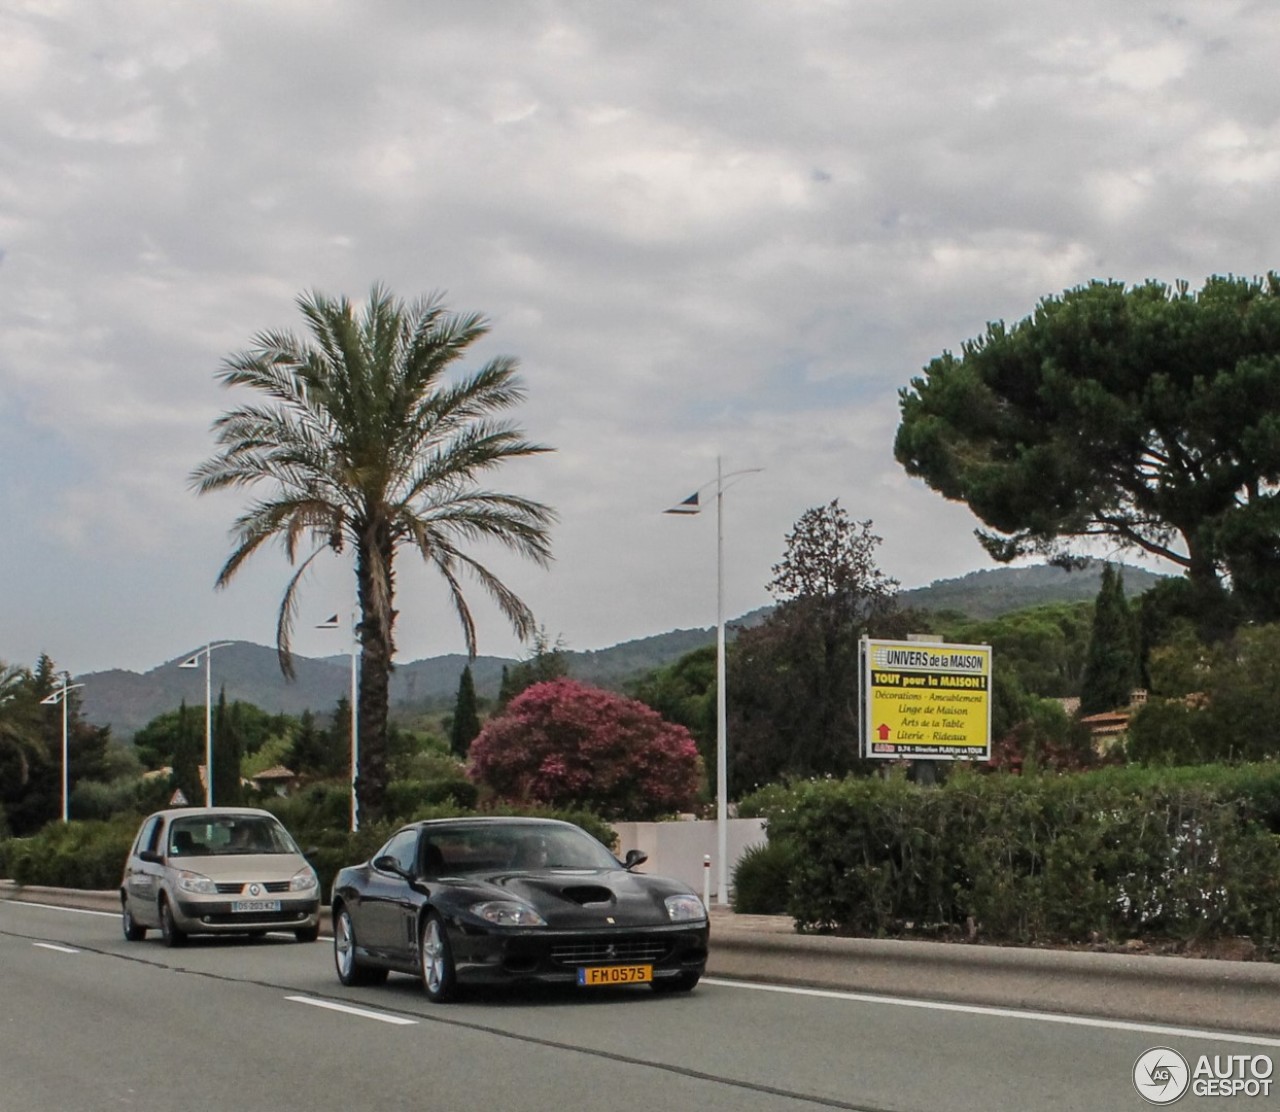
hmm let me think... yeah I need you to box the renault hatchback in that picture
[120,807,321,946]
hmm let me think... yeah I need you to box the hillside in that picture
[900,562,1167,618]
[77,561,1167,737]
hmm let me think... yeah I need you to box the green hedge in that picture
[0,816,142,890]
[746,763,1280,952]
[0,797,618,903]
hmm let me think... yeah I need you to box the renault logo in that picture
[249,883,261,897]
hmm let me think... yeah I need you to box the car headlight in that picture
[665,894,707,922]
[289,866,319,893]
[176,870,216,895]
[470,900,548,927]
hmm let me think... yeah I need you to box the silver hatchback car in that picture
[120,807,321,945]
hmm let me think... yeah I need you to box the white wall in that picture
[611,818,767,900]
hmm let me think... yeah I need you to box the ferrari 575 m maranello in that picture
[330,816,709,1001]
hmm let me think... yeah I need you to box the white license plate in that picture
[231,899,281,913]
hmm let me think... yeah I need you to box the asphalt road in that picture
[3,899,1279,1112]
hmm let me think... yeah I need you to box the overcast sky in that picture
[3,1,1279,678]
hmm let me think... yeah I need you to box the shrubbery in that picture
[384,777,479,816]
[744,763,1280,952]
[0,816,141,889]
[731,839,795,915]
[468,679,703,819]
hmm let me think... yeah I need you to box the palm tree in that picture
[190,286,556,821]
[0,663,43,805]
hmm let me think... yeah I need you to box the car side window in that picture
[134,816,161,856]
[388,830,418,874]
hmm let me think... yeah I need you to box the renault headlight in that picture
[176,870,216,895]
[289,866,319,892]
[665,894,707,922]
[471,900,548,927]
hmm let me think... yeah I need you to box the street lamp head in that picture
[664,493,702,515]
[39,677,84,705]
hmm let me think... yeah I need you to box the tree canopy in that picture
[467,678,702,820]
[0,656,115,834]
[1128,622,1280,765]
[190,285,555,822]
[728,502,913,794]
[628,643,716,788]
[896,275,1280,621]
[497,627,570,709]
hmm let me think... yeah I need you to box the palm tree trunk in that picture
[355,524,395,824]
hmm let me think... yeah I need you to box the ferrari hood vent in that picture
[560,885,616,907]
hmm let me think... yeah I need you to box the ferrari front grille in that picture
[550,938,672,965]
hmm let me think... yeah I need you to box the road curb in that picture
[706,923,1280,1035]
[5,883,1277,1034]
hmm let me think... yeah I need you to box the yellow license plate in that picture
[577,964,653,986]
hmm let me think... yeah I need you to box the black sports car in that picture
[330,816,709,1001]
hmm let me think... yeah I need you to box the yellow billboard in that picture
[860,638,992,760]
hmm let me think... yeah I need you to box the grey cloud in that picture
[2,1,1277,673]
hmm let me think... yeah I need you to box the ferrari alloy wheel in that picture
[420,913,457,1003]
[333,907,386,987]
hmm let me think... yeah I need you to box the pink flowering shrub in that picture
[467,679,703,820]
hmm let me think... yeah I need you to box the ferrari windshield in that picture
[426,823,621,873]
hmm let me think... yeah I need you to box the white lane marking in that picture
[701,979,1280,1049]
[11,902,301,940]
[33,942,80,953]
[10,901,116,918]
[286,996,417,1026]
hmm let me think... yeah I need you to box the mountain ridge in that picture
[77,561,1167,737]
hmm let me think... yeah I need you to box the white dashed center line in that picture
[285,995,418,1025]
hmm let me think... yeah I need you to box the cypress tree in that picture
[171,700,203,806]
[211,688,243,805]
[327,696,353,778]
[287,710,325,777]
[1079,565,1139,715]
[450,666,481,758]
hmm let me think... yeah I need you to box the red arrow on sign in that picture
[877,724,892,740]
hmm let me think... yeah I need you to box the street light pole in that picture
[40,673,85,823]
[178,642,233,806]
[318,610,360,832]
[666,456,761,906]
[714,458,728,907]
